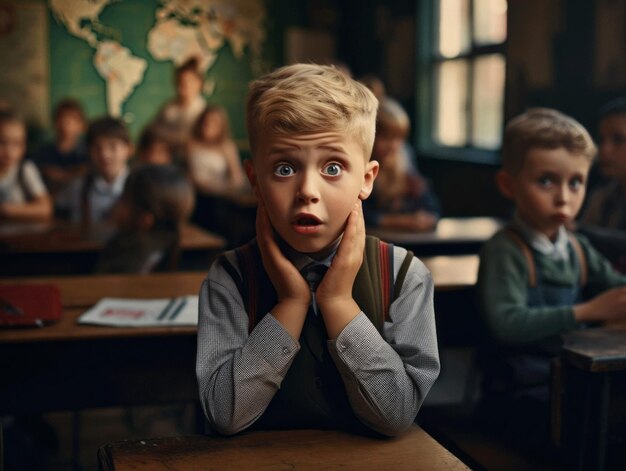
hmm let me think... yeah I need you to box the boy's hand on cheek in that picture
[256,201,310,339]
[317,201,364,339]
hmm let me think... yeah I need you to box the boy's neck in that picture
[57,135,79,153]
[277,234,342,266]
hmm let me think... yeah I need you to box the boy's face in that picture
[56,110,85,140]
[140,141,172,166]
[0,122,26,173]
[498,147,591,239]
[176,70,202,102]
[598,114,626,180]
[90,137,132,183]
[247,131,378,255]
[372,132,404,164]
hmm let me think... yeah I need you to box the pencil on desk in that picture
[157,298,176,320]
[168,298,187,320]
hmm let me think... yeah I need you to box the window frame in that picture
[416,0,508,165]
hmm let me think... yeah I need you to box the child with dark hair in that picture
[363,98,440,232]
[95,164,195,273]
[56,116,133,224]
[578,97,626,272]
[155,57,206,157]
[0,110,53,221]
[136,124,174,166]
[33,98,89,194]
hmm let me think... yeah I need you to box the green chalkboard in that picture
[47,0,273,146]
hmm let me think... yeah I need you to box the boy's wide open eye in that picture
[537,176,552,188]
[322,162,342,177]
[569,176,584,190]
[274,163,295,177]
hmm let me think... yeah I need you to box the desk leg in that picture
[561,364,610,471]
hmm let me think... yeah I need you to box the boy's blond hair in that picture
[501,108,597,174]
[246,63,378,158]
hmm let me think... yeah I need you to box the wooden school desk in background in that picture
[0,255,478,417]
[0,220,225,276]
[367,217,504,256]
[98,426,470,471]
[558,324,626,471]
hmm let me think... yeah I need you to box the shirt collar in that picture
[93,167,129,195]
[278,235,342,272]
[511,212,570,261]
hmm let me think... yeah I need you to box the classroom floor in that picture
[4,404,197,471]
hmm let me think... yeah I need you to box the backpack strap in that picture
[567,233,588,287]
[504,227,537,288]
[377,240,393,322]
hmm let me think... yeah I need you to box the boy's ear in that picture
[495,169,515,199]
[359,160,379,200]
[244,159,256,189]
[138,212,155,230]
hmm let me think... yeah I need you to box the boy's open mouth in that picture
[292,214,322,230]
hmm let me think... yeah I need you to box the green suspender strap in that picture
[220,236,415,334]
[504,228,587,288]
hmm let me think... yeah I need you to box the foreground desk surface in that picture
[368,217,503,256]
[98,427,470,471]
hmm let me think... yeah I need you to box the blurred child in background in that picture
[187,104,252,241]
[578,97,626,272]
[156,57,206,158]
[363,97,440,231]
[33,98,89,195]
[187,104,246,195]
[0,110,53,221]
[95,164,194,274]
[56,116,132,224]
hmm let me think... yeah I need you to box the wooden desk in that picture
[0,255,477,415]
[97,426,470,471]
[0,221,225,276]
[368,217,503,256]
[559,325,626,470]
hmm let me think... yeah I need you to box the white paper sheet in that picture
[77,296,198,327]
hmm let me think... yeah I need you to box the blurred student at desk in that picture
[0,218,225,276]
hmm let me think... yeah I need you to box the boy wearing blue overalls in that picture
[477,108,626,449]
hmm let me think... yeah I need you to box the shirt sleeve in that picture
[477,233,578,345]
[326,253,440,436]
[22,160,48,198]
[195,257,300,435]
[578,234,626,294]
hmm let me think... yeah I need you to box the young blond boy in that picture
[196,64,440,436]
[477,109,626,436]
[0,111,53,221]
[56,116,133,224]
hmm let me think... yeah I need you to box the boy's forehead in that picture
[91,136,130,147]
[254,131,366,159]
[521,146,592,172]
[0,121,26,137]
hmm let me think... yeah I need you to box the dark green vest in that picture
[220,236,413,434]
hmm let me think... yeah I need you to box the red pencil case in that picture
[0,284,62,327]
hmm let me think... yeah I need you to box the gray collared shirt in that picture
[196,241,440,437]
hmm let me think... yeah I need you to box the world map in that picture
[49,0,265,118]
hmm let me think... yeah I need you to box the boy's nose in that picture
[296,173,320,203]
[555,185,570,205]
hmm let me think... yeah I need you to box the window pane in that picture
[437,0,470,57]
[471,54,505,149]
[434,59,468,146]
[473,0,507,45]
